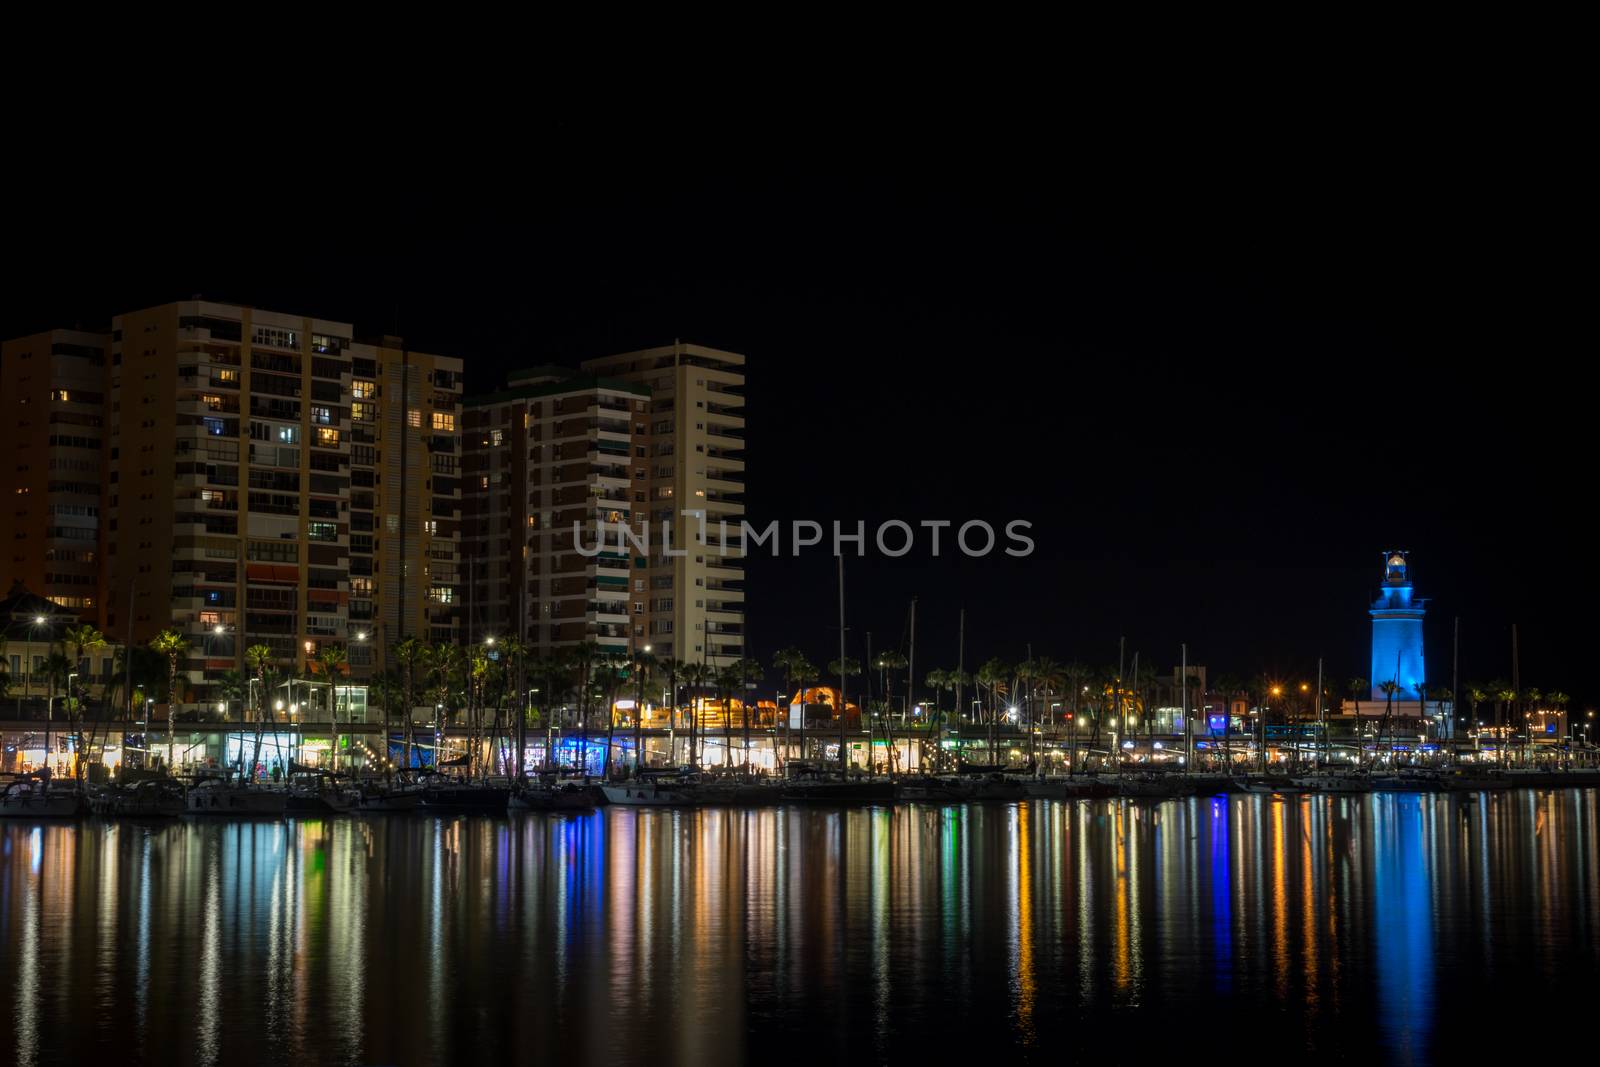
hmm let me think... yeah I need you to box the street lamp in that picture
[21,614,48,714]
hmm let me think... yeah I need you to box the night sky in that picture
[4,174,1588,706]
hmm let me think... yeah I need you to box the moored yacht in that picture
[184,777,288,816]
[0,775,86,818]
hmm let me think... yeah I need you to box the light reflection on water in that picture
[3,791,1598,1066]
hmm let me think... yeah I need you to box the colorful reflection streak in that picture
[2,792,1598,1065]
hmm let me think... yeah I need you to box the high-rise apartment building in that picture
[1,329,113,620]
[463,342,745,667]
[2,300,463,705]
[579,343,746,667]
[463,368,649,658]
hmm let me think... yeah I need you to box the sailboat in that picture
[0,774,86,818]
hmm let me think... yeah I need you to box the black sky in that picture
[3,170,1589,706]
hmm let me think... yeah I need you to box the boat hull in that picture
[0,793,86,818]
[600,783,703,806]
[185,786,288,815]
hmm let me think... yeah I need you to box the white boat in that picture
[509,780,596,812]
[1293,773,1374,794]
[117,779,188,817]
[185,778,288,815]
[351,781,424,813]
[287,777,358,814]
[601,770,706,807]
[1240,776,1301,795]
[0,776,85,818]
[601,779,705,806]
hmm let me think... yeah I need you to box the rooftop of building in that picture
[580,340,745,374]
[464,372,651,408]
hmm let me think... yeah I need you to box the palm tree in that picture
[875,650,909,725]
[716,662,745,770]
[1548,691,1573,759]
[1494,682,1517,765]
[977,658,1010,765]
[630,649,657,776]
[564,642,602,773]
[655,656,685,766]
[149,628,189,769]
[1522,687,1543,761]
[498,636,530,778]
[318,644,348,773]
[392,637,425,769]
[597,653,629,778]
[1377,680,1402,766]
[1024,656,1064,767]
[467,644,493,775]
[215,669,248,720]
[425,642,463,770]
[244,644,276,779]
[734,657,764,771]
[828,655,862,775]
[1465,683,1490,735]
[679,661,712,769]
[61,624,106,779]
[772,647,817,765]
[39,649,70,776]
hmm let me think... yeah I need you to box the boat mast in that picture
[1511,622,1521,767]
[837,557,848,777]
[1316,656,1324,771]
[1181,643,1189,776]
[954,608,965,772]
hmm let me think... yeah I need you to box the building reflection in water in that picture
[3,792,1599,1064]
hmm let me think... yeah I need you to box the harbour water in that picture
[3,791,1598,1065]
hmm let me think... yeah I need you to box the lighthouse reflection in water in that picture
[4,793,1598,1065]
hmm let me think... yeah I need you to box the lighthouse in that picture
[1369,551,1426,700]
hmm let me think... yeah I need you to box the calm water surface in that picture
[3,792,1598,1065]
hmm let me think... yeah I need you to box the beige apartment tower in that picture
[464,342,746,667]
[3,300,463,707]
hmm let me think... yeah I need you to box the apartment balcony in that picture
[590,605,630,624]
[705,406,745,427]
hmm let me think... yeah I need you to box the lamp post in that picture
[22,614,47,715]
[634,644,652,775]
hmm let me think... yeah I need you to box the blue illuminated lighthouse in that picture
[1369,551,1426,700]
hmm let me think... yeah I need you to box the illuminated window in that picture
[201,394,223,410]
[215,369,239,384]
[428,586,454,604]
[490,429,503,445]
[432,412,455,431]
[352,401,374,422]
[51,389,71,402]
[407,410,422,428]
[352,380,375,400]
[424,520,438,535]
[316,427,340,446]
[276,425,299,445]
[308,521,337,542]
[311,406,333,425]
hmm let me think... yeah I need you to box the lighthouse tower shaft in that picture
[1370,551,1426,700]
